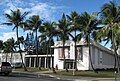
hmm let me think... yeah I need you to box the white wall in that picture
[0,52,26,64]
[91,45,115,70]
[77,46,89,70]
[54,48,64,69]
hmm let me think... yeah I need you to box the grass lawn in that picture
[13,68,120,78]
[13,67,49,73]
[46,70,120,78]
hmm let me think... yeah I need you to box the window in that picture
[58,47,70,59]
[77,47,83,61]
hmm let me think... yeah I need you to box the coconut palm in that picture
[78,12,99,72]
[57,13,71,72]
[3,9,29,71]
[7,37,16,63]
[3,41,10,62]
[66,11,81,70]
[3,38,15,62]
[40,21,56,72]
[26,15,42,68]
[96,1,120,72]
[0,40,3,52]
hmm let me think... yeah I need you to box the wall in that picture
[91,45,115,70]
[0,52,26,64]
[77,46,89,70]
[54,48,64,69]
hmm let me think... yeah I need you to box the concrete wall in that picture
[77,46,89,70]
[0,52,26,64]
[91,45,115,70]
[54,48,64,69]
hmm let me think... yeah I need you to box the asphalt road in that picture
[0,72,120,81]
[0,72,72,81]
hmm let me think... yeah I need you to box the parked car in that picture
[11,62,22,68]
[0,62,12,75]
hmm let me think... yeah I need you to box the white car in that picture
[11,62,22,68]
[0,62,12,75]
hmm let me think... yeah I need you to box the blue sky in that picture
[0,0,120,47]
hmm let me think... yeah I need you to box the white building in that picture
[0,52,26,64]
[0,39,118,70]
[53,39,116,70]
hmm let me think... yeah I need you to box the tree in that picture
[3,38,16,62]
[67,11,81,70]
[57,13,70,72]
[40,21,56,72]
[27,15,42,68]
[0,40,3,52]
[78,12,99,72]
[24,32,35,54]
[3,9,29,71]
[3,41,10,62]
[7,37,16,63]
[96,1,120,72]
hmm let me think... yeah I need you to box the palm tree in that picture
[7,37,16,63]
[26,15,42,68]
[40,21,56,72]
[3,9,29,71]
[78,12,98,72]
[3,38,15,62]
[0,40,3,52]
[3,41,9,62]
[66,11,81,70]
[57,13,71,72]
[96,1,120,72]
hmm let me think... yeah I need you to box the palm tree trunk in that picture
[115,47,119,72]
[88,34,96,72]
[49,36,56,73]
[35,29,39,68]
[19,44,27,71]
[63,40,68,72]
[46,39,49,69]
[16,26,27,71]
[6,53,8,62]
[113,40,119,72]
[112,27,119,72]
[10,52,13,63]
[74,29,78,71]
[74,40,77,70]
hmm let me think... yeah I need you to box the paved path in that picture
[13,70,120,81]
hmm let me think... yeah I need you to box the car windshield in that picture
[2,62,11,66]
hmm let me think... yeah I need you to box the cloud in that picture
[0,26,7,30]
[3,0,65,21]
[19,2,64,21]
[0,32,16,42]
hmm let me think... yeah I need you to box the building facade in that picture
[0,39,118,70]
[53,39,116,70]
[0,52,26,64]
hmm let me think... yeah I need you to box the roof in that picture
[51,39,114,55]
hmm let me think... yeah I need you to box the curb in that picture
[12,71,120,81]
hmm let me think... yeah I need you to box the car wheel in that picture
[4,72,9,76]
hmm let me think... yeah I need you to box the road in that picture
[0,72,120,81]
[0,72,72,81]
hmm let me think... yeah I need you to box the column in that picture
[34,57,36,67]
[29,57,31,67]
[39,57,41,67]
[45,57,46,68]
[50,57,52,68]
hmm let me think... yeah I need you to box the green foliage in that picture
[3,38,15,53]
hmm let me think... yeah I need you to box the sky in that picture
[0,0,120,47]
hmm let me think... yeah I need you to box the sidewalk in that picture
[13,70,120,81]
[33,70,120,81]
